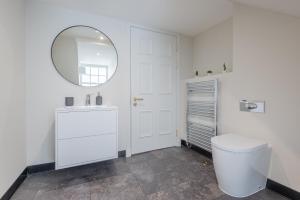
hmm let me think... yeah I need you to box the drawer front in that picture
[57,110,117,139]
[57,134,117,169]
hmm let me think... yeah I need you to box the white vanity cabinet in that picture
[55,106,118,170]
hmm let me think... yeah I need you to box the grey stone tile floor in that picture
[11,147,289,200]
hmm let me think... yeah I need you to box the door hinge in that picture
[176,129,178,137]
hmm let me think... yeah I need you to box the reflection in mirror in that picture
[51,26,118,87]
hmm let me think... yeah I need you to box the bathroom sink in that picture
[56,105,117,112]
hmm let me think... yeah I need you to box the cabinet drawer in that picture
[57,110,117,139]
[56,134,117,169]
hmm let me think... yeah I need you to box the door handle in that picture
[133,97,144,107]
[133,97,144,101]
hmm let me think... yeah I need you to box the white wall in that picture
[178,36,194,139]
[216,4,300,192]
[233,4,300,191]
[25,1,194,165]
[0,0,26,197]
[193,19,233,76]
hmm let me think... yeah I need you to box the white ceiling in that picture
[233,0,300,18]
[32,0,300,36]
[33,0,234,36]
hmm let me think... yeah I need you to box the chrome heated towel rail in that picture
[186,79,218,152]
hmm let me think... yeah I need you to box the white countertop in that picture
[56,105,118,112]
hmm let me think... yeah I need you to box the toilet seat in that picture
[211,134,268,153]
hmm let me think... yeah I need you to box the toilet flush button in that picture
[240,100,265,113]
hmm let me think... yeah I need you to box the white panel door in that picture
[131,27,177,154]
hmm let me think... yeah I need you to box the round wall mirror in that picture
[51,26,118,87]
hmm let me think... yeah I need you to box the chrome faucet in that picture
[85,94,91,106]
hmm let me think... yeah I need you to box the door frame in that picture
[129,25,181,157]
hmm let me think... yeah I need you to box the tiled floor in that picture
[11,147,288,200]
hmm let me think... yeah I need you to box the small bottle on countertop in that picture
[96,92,102,105]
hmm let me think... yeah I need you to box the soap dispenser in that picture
[96,92,102,105]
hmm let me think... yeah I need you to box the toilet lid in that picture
[211,134,268,153]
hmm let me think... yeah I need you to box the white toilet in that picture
[211,134,271,198]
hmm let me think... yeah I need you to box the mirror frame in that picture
[51,25,118,87]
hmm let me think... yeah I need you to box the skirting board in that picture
[118,150,126,158]
[266,179,300,200]
[181,139,299,199]
[27,162,55,174]
[181,139,212,159]
[0,169,27,200]
[1,150,126,200]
